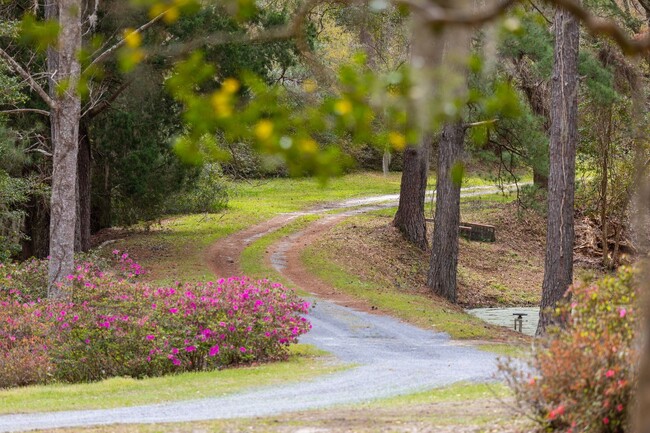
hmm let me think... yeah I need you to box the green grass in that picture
[359,381,510,407]
[109,171,504,285]
[53,381,517,433]
[477,343,530,358]
[109,172,405,284]
[300,245,499,340]
[240,214,322,285]
[227,172,404,217]
[0,344,345,415]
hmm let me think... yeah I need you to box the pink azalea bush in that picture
[500,267,638,433]
[0,252,311,387]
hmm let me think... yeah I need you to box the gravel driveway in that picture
[0,187,517,432]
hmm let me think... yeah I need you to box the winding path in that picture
[0,186,516,432]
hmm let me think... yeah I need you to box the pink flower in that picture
[146,335,155,341]
[619,307,627,318]
[617,404,624,412]
[185,345,196,352]
[606,370,616,378]
[169,308,178,314]
[172,358,181,366]
[209,345,220,357]
[239,347,246,353]
[603,417,610,425]
[548,405,565,420]
[171,348,179,354]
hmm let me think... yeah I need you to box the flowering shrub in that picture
[500,267,638,433]
[0,252,311,387]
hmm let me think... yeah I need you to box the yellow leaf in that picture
[299,138,318,154]
[222,78,240,94]
[334,99,352,116]
[302,79,317,93]
[211,92,232,117]
[123,28,142,48]
[388,131,406,150]
[164,6,180,24]
[255,120,274,140]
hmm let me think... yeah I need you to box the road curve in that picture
[0,186,514,432]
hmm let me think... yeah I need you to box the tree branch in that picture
[0,47,56,109]
[542,0,650,55]
[0,108,50,116]
[398,0,650,55]
[83,79,133,119]
[87,12,165,70]
[157,0,326,57]
[393,0,517,27]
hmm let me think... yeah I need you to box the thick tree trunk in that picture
[392,9,446,249]
[47,0,82,297]
[75,122,92,253]
[393,137,431,249]
[427,123,465,302]
[536,6,580,335]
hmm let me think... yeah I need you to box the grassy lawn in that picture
[110,171,507,285]
[109,172,405,284]
[301,243,502,340]
[0,345,346,415]
[52,382,523,433]
[240,214,322,285]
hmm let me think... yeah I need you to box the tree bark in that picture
[75,121,92,253]
[599,107,612,269]
[427,123,465,302]
[536,5,580,335]
[47,0,82,298]
[392,10,445,249]
[393,137,431,249]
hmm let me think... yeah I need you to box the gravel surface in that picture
[0,300,499,432]
[0,187,518,432]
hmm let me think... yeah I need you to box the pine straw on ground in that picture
[316,201,547,309]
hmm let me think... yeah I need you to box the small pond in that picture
[466,307,540,337]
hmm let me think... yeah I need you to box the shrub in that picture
[500,267,638,433]
[0,252,311,387]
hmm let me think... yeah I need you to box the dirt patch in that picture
[206,215,301,278]
[269,214,390,314]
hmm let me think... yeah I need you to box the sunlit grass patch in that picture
[0,344,344,415]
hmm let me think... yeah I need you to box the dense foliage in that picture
[500,268,638,432]
[0,253,311,387]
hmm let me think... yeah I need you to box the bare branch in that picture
[87,12,165,70]
[0,108,50,116]
[464,118,498,128]
[399,0,650,55]
[83,79,133,119]
[0,47,56,109]
[542,0,650,55]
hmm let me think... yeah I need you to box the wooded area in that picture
[2,0,650,432]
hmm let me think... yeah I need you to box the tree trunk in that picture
[427,123,465,302]
[47,0,82,297]
[75,121,92,253]
[392,9,446,249]
[599,108,612,269]
[533,169,549,189]
[393,137,431,249]
[536,5,580,335]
